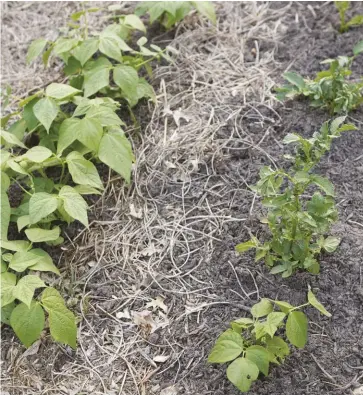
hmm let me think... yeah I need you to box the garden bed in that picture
[1,2,363,395]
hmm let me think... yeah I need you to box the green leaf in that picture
[29,192,58,224]
[22,146,53,163]
[353,40,363,56]
[25,226,61,243]
[320,236,340,253]
[245,345,270,376]
[7,159,29,176]
[8,118,27,141]
[124,14,146,32]
[33,97,59,133]
[273,300,294,314]
[1,130,27,149]
[0,272,16,307]
[17,215,30,232]
[235,240,257,253]
[41,287,77,349]
[294,171,310,183]
[99,35,123,62]
[77,117,103,152]
[74,185,102,195]
[13,275,46,307]
[1,302,15,325]
[10,302,45,348]
[57,118,80,154]
[113,65,139,103]
[311,175,335,196]
[98,130,134,182]
[208,329,244,363]
[86,105,124,127]
[192,1,216,24]
[28,248,60,275]
[23,98,40,130]
[73,38,99,66]
[265,336,290,362]
[9,250,43,272]
[286,311,308,348]
[45,83,81,100]
[226,357,259,393]
[251,298,273,318]
[283,72,305,90]
[267,311,286,326]
[59,186,89,227]
[347,15,363,27]
[1,189,10,241]
[283,133,300,144]
[308,288,331,317]
[27,39,48,64]
[0,240,31,252]
[53,38,79,55]
[66,151,103,189]
[83,65,110,97]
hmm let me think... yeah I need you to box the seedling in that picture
[335,1,363,33]
[208,289,331,393]
[135,1,216,29]
[275,41,363,114]
[236,117,357,277]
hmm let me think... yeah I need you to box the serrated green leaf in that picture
[66,151,103,189]
[1,272,16,307]
[208,329,244,363]
[22,146,53,163]
[98,130,134,183]
[13,275,46,307]
[59,186,88,227]
[251,298,273,318]
[45,83,81,100]
[286,311,308,348]
[73,38,99,66]
[308,289,331,317]
[29,192,58,224]
[25,226,61,243]
[27,38,47,64]
[245,345,270,376]
[226,357,259,393]
[10,302,45,348]
[28,248,60,275]
[235,240,257,253]
[33,97,59,133]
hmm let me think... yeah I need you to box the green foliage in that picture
[135,1,216,29]
[334,1,363,33]
[275,42,363,114]
[0,4,181,349]
[208,291,331,392]
[235,117,357,277]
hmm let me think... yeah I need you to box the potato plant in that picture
[275,41,363,114]
[236,117,357,277]
[208,289,331,393]
[334,1,363,33]
[0,6,175,349]
[135,1,216,29]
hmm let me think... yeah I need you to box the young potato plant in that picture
[236,117,357,277]
[135,1,216,29]
[208,289,331,393]
[335,1,363,33]
[275,41,363,114]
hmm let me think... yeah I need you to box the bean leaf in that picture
[13,275,46,307]
[226,357,259,392]
[245,345,270,376]
[33,97,59,133]
[251,298,273,318]
[25,227,61,243]
[286,311,308,348]
[59,186,89,227]
[29,192,58,224]
[208,329,244,363]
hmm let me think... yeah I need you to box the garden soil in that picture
[1,2,363,395]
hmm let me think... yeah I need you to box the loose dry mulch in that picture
[1,2,363,395]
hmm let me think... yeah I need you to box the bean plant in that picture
[135,1,216,29]
[334,1,363,33]
[209,289,331,393]
[275,41,363,114]
[0,5,177,348]
[236,117,357,278]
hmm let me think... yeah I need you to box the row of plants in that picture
[208,22,363,394]
[0,2,216,348]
